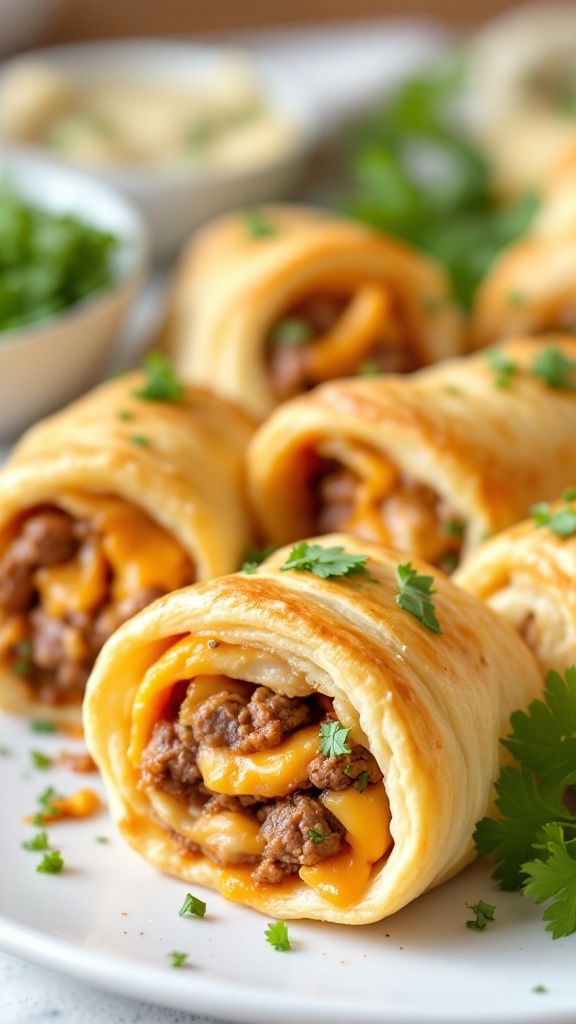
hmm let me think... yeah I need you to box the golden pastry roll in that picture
[468,236,576,349]
[83,533,543,924]
[158,204,464,421]
[0,370,255,722]
[246,336,576,573]
[454,491,576,677]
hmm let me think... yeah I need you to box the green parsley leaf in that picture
[269,318,313,346]
[354,770,369,793]
[500,667,576,784]
[22,830,49,851]
[244,207,277,238]
[30,750,52,769]
[319,720,352,758]
[133,352,186,403]
[442,519,464,537]
[95,836,110,844]
[531,346,576,389]
[30,720,57,734]
[178,892,207,918]
[531,500,576,539]
[117,410,134,421]
[280,542,369,580]
[532,985,548,994]
[486,349,518,389]
[308,828,331,843]
[395,562,442,635]
[12,660,31,676]
[36,850,64,873]
[240,543,276,574]
[265,920,291,951]
[357,361,381,376]
[129,434,150,448]
[522,823,576,939]
[169,951,189,968]
[466,899,495,931]
[240,561,259,574]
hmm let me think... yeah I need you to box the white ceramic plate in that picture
[0,708,575,1024]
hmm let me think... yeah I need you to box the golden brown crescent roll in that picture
[83,533,543,924]
[158,204,464,421]
[454,491,576,677]
[246,336,576,573]
[468,236,576,349]
[0,372,255,722]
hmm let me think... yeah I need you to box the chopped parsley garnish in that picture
[244,207,277,238]
[319,720,352,758]
[36,850,64,873]
[355,770,369,793]
[531,346,576,389]
[466,900,495,931]
[240,543,276,574]
[117,410,134,421]
[30,720,57,734]
[178,892,207,918]
[265,920,291,951]
[474,666,576,938]
[486,349,518,389]
[269,318,313,346]
[280,542,369,580]
[308,828,331,843]
[531,492,576,538]
[357,361,381,376]
[132,352,186,403]
[337,59,538,308]
[30,750,53,769]
[532,985,548,994]
[32,785,63,824]
[129,434,150,448]
[395,562,442,635]
[0,185,117,332]
[12,660,31,676]
[22,831,49,851]
[169,951,189,968]
[442,519,464,537]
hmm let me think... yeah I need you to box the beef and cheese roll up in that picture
[83,534,543,924]
[159,205,463,421]
[454,491,576,676]
[247,336,576,573]
[0,369,255,722]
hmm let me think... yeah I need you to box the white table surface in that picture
[0,18,450,1024]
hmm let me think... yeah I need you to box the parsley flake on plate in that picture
[395,562,442,635]
[169,951,190,968]
[30,750,52,769]
[36,850,64,874]
[280,542,369,579]
[474,666,576,937]
[132,352,186,403]
[319,720,352,758]
[22,830,49,851]
[265,920,291,951]
[178,892,207,918]
[466,899,495,931]
[486,349,518,389]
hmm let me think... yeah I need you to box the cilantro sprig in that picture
[280,542,369,580]
[132,352,186,403]
[395,562,442,635]
[474,667,576,937]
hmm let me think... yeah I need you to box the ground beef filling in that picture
[0,508,166,705]
[140,684,384,884]
[313,460,464,573]
[267,292,417,402]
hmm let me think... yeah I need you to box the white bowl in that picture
[0,39,320,261]
[0,154,149,441]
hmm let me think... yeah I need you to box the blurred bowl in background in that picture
[0,154,149,442]
[0,39,320,260]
